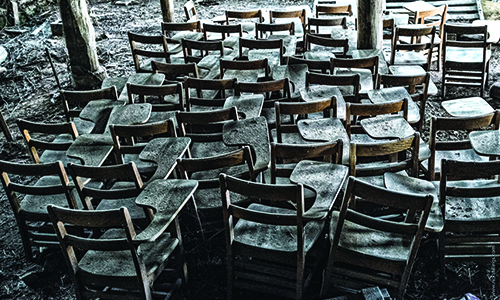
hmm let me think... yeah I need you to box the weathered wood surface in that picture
[223,68,261,83]
[272,64,308,98]
[223,116,270,172]
[104,104,152,133]
[441,97,493,117]
[66,134,114,166]
[78,99,126,123]
[290,160,349,220]
[335,68,373,94]
[101,77,128,94]
[331,27,357,50]
[469,130,500,157]
[268,34,297,57]
[351,49,389,74]
[135,179,198,242]
[386,0,483,21]
[248,49,281,68]
[368,86,420,123]
[139,137,191,183]
[388,65,438,95]
[299,85,346,120]
[303,51,336,61]
[384,172,444,232]
[118,73,165,101]
[39,134,81,165]
[360,115,415,139]
[224,94,264,119]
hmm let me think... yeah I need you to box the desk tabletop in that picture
[66,134,114,166]
[403,1,435,13]
[360,115,415,139]
[388,65,438,95]
[248,49,281,68]
[367,86,420,124]
[78,99,126,124]
[469,130,500,157]
[303,50,335,61]
[135,179,198,242]
[350,49,389,74]
[118,73,165,101]
[290,160,349,220]
[104,103,152,134]
[272,63,308,97]
[441,97,494,117]
[170,31,204,44]
[223,68,261,83]
[139,137,191,183]
[299,85,346,120]
[224,94,264,119]
[223,116,270,172]
[268,34,297,57]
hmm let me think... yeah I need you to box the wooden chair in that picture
[176,146,255,233]
[128,32,172,73]
[0,110,12,141]
[321,176,433,300]
[60,86,119,134]
[315,4,353,17]
[376,73,430,134]
[288,56,331,74]
[238,37,284,65]
[151,61,199,83]
[0,160,77,261]
[235,78,293,129]
[161,20,203,56]
[255,22,295,39]
[220,173,325,300]
[17,119,80,165]
[176,107,239,158]
[421,111,500,181]
[390,26,436,72]
[184,77,237,111]
[66,162,150,226]
[442,24,490,98]
[438,159,500,280]
[331,56,379,92]
[47,204,186,300]
[274,98,335,144]
[109,119,177,177]
[306,17,347,35]
[225,10,264,36]
[203,23,243,50]
[305,71,360,103]
[413,4,448,70]
[219,58,271,82]
[181,38,225,64]
[269,9,306,28]
[304,33,349,57]
[383,18,395,41]
[126,82,183,122]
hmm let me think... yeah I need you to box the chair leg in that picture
[438,231,446,281]
[172,217,188,284]
[0,110,12,142]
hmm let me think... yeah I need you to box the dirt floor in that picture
[1,0,500,299]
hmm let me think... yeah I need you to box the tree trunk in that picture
[160,0,174,22]
[357,0,384,49]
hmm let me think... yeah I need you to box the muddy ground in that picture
[1,0,500,299]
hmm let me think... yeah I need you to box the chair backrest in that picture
[288,56,331,74]
[304,33,349,56]
[349,131,419,177]
[151,61,199,82]
[315,4,353,17]
[226,10,264,24]
[328,176,433,299]
[306,17,347,34]
[390,26,436,70]
[427,111,500,181]
[127,82,184,111]
[235,78,292,108]
[109,118,177,164]
[0,160,77,260]
[269,9,306,26]
[376,73,430,134]
[415,4,447,39]
[60,86,118,122]
[383,18,395,40]
[345,98,409,137]
[184,77,236,111]
[176,106,239,142]
[271,140,343,183]
[238,37,284,64]
[177,146,256,189]
[161,20,201,35]
[443,23,488,54]
[46,205,149,299]
[203,23,243,41]
[219,58,270,80]
[184,0,197,21]
[182,39,224,64]
[305,71,360,102]
[17,119,79,164]
[66,162,144,211]
[274,98,335,143]
[128,32,170,72]
[331,56,379,89]
[255,22,295,39]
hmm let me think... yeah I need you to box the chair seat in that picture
[147,111,177,123]
[190,140,238,158]
[95,181,146,221]
[420,149,489,175]
[73,117,95,134]
[123,153,158,174]
[139,58,168,73]
[445,47,491,64]
[336,69,374,94]
[393,51,427,65]
[234,203,324,252]
[39,134,81,165]
[330,210,411,262]
[78,229,178,280]
[20,176,80,217]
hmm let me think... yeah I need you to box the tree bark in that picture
[160,0,174,22]
[357,0,384,49]
[59,0,106,89]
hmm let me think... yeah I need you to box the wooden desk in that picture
[272,63,308,97]
[223,68,261,83]
[441,97,494,117]
[223,116,270,172]
[360,115,415,139]
[384,172,444,233]
[101,77,128,94]
[388,65,438,95]
[139,137,191,183]
[118,73,165,101]
[66,134,114,166]
[403,1,435,13]
[248,49,281,68]
[289,160,349,220]
[299,85,346,120]
[104,103,152,133]
[350,49,389,74]
[331,27,357,50]
[268,34,297,57]
[469,130,500,157]
[78,99,126,125]
[303,51,335,61]
[368,86,420,124]
[224,94,264,119]
[135,179,198,242]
